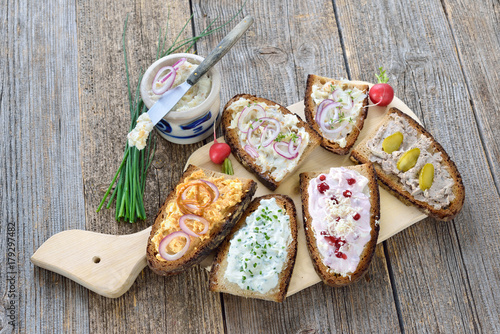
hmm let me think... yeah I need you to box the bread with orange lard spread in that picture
[300,164,380,286]
[304,75,369,155]
[222,94,321,191]
[209,194,297,302]
[350,108,465,221]
[147,165,257,276]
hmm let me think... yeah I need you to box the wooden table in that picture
[1,0,499,332]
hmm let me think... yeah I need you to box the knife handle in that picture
[187,15,254,86]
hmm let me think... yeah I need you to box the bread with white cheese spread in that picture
[304,74,369,155]
[209,194,298,302]
[300,164,380,286]
[350,108,465,221]
[222,94,321,191]
[147,165,257,276]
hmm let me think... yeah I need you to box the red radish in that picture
[369,67,394,107]
[209,126,231,164]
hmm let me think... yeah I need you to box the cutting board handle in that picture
[31,227,152,298]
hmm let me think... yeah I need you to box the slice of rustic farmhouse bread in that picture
[304,74,369,155]
[222,94,321,191]
[209,194,298,302]
[300,164,380,286]
[147,165,257,276]
[350,108,465,221]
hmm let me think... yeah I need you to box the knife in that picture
[147,15,254,125]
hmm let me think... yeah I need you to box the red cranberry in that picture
[319,175,326,181]
[335,217,341,222]
[320,230,328,235]
[347,178,356,185]
[330,195,339,204]
[317,182,329,194]
[353,213,361,221]
[343,190,352,198]
[335,249,347,259]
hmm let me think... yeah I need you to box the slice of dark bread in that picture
[299,164,380,286]
[304,74,369,155]
[222,94,321,191]
[209,194,298,302]
[350,108,465,221]
[147,165,257,276]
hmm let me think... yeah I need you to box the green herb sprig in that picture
[97,8,245,223]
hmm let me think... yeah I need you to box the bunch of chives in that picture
[97,8,244,223]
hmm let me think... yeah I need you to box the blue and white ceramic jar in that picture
[140,53,221,144]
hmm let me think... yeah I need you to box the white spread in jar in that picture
[127,113,154,150]
[367,113,455,209]
[224,198,292,294]
[148,60,211,112]
[227,98,310,182]
[311,79,367,148]
[308,167,372,277]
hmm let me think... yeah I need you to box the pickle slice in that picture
[382,132,404,154]
[419,163,435,190]
[397,148,420,172]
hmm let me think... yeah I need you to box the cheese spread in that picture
[227,98,310,182]
[127,113,154,150]
[308,167,372,277]
[311,79,367,148]
[224,198,292,294]
[151,170,245,261]
[148,60,212,112]
[367,113,455,209]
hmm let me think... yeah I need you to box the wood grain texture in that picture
[441,0,500,191]
[334,0,500,332]
[0,0,89,333]
[191,1,400,333]
[75,0,223,332]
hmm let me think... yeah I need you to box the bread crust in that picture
[304,74,369,155]
[209,194,298,302]
[299,164,380,286]
[222,94,321,191]
[350,108,465,221]
[146,165,257,276]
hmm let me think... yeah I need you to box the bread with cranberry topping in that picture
[299,163,380,286]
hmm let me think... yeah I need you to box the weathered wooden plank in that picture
[335,0,500,332]
[75,0,224,332]
[0,0,89,333]
[192,1,400,333]
[441,0,500,191]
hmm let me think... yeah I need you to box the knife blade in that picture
[147,15,254,125]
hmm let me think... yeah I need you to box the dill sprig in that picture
[97,8,245,222]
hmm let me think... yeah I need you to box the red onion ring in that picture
[246,119,265,147]
[179,214,209,237]
[261,123,280,147]
[316,99,336,126]
[244,144,259,158]
[237,105,265,133]
[318,104,349,135]
[201,180,219,202]
[273,142,298,160]
[158,58,186,84]
[288,135,302,155]
[158,231,190,261]
[152,66,176,95]
[316,101,341,130]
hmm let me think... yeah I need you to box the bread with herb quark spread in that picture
[222,94,321,191]
[350,108,465,221]
[304,75,369,155]
[147,165,257,276]
[300,164,380,286]
[209,194,298,302]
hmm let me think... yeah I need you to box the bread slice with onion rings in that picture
[222,94,321,191]
[304,74,369,155]
[147,165,257,276]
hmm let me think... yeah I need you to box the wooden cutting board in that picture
[31,81,426,298]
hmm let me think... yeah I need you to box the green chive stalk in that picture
[97,8,245,223]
